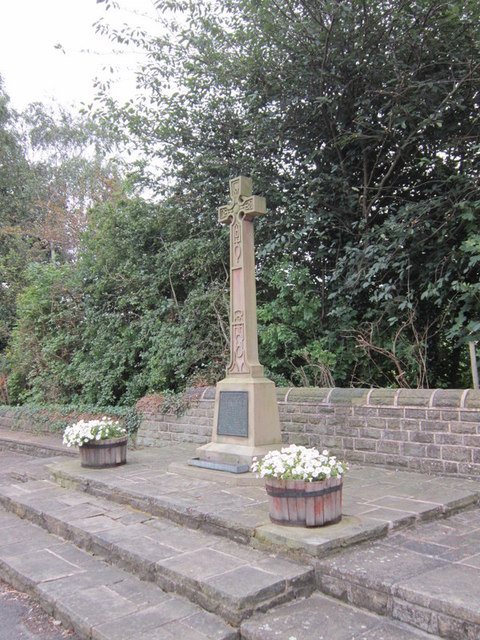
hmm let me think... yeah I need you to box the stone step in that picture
[3,442,479,640]
[0,448,474,639]
[49,456,260,546]
[0,427,76,459]
[0,508,237,640]
[315,508,480,640]
[0,475,314,626]
[0,505,444,640]
[241,592,443,640]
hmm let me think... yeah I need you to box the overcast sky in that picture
[0,0,158,112]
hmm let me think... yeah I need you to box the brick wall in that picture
[136,387,480,478]
[135,387,217,447]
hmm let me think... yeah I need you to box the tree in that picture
[6,0,480,405]
[6,262,83,403]
[94,0,479,388]
[22,102,125,261]
[7,195,230,404]
[0,78,36,354]
[0,79,125,364]
[0,78,128,402]
[71,195,230,404]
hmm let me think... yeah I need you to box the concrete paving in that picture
[1,430,480,639]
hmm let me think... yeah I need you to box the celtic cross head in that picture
[218,176,266,225]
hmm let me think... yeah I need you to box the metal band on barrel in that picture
[265,483,341,498]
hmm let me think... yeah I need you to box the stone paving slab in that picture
[240,593,441,640]
[0,474,313,625]
[315,508,480,639]
[0,448,71,485]
[48,446,480,559]
[2,443,480,638]
[0,509,237,640]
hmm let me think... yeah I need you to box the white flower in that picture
[251,445,348,480]
[63,418,127,447]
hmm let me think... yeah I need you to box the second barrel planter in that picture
[265,476,343,527]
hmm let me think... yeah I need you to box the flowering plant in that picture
[251,444,348,482]
[63,417,127,448]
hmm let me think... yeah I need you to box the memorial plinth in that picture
[196,177,282,467]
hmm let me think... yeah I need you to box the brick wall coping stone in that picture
[3,387,479,420]
[159,386,480,410]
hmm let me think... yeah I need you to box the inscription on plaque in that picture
[217,391,248,437]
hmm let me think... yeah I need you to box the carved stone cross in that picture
[218,176,265,378]
[195,176,282,468]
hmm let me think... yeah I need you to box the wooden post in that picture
[469,341,479,389]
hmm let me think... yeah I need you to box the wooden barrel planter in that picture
[265,477,343,527]
[79,435,128,469]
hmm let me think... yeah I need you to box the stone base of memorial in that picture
[79,435,128,469]
[196,376,282,466]
[265,477,343,527]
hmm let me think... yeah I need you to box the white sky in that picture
[0,0,158,112]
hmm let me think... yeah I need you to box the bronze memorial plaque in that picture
[217,391,248,437]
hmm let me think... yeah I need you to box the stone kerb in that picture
[136,387,480,478]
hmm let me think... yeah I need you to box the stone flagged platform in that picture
[314,508,480,639]
[216,504,480,639]
[48,443,480,558]
[1,435,480,639]
[241,593,441,640]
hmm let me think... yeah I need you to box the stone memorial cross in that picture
[218,176,265,378]
[196,176,282,467]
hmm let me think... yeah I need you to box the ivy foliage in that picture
[93,0,479,389]
[7,196,230,405]
[3,1,480,404]
[0,80,124,381]
[0,82,36,355]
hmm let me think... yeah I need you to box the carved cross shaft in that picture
[218,176,265,378]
